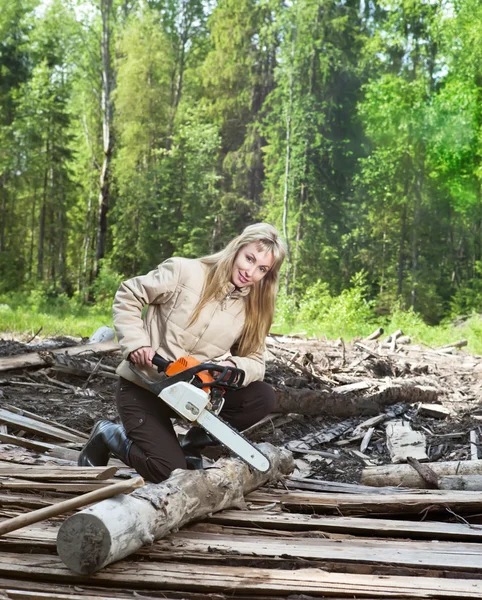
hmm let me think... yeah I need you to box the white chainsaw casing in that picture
[159,381,271,472]
[159,381,209,422]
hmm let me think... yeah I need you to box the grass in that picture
[0,292,113,340]
[1,289,481,355]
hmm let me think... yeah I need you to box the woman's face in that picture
[231,242,274,288]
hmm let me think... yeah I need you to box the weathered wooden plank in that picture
[3,406,89,440]
[0,553,480,597]
[284,477,409,494]
[247,489,482,515]
[385,420,428,463]
[156,530,482,572]
[206,510,482,541]
[0,477,144,536]
[0,465,117,481]
[0,577,395,600]
[0,480,117,493]
[0,433,55,453]
[0,410,86,444]
[0,341,120,373]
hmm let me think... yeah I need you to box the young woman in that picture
[78,223,286,483]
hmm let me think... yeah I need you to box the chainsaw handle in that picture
[152,354,172,372]
[151,353,245,390]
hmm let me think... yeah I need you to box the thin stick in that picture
[0,476,145,536]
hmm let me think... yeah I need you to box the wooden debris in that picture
[0,476,144,536]
[406,456,439,489]
[439,475,482,491]
[385,420,428,463]
[3,554,482,598]
[248,487,482,516]
[56,443,293,574]
[361,459,482,488]
[0,465,117,481]
[419,403,451,419]
[0,341,120,373]
[207,509,482,541]
[286,419,356,452]
[0,409,86,443]
[360,427,375,453]
[274,382,437,417]
[470,430,479,461]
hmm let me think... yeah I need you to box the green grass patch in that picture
[0,291,113,340]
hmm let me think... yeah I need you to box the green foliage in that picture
[3,0,482,346]
[89,260,124,311]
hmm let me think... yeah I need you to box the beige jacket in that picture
[114,257,265,388]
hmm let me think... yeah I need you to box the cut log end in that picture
[57,513,110,574]
[57,444,293,575]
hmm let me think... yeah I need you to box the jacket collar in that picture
[221,281,250,298]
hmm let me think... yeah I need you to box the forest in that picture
[1,0,482,334]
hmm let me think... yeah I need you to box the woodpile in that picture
[0,332,481,597]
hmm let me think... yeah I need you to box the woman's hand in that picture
[216,359,238,382]
[129,346,156,367]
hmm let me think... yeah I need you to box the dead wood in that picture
[361,459,482,488]
[274,382,437,417]
[0,476,144,536]
[0,341,120,373]
[56,443,293,574]
[406,457,439,489]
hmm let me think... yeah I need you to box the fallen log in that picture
[439,475,482,491]
[361,459,482,488]
[57,443,293,574]
[0,341,120,373]
[274,382,437,417]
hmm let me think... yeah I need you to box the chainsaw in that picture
[129,354,271,472]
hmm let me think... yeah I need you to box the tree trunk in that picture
[57,443,293,574]
[282,34,295,294]
[274,382,437,417]
[94,0,114,278]
[361,460,482,489]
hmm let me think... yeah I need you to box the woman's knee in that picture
[248,381,277,413]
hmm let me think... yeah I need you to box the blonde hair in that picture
[189,223,286,356]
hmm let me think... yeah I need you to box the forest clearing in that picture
[0,329,482,598]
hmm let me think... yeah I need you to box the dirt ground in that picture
[1,331,482,485]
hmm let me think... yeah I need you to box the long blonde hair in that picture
[189,223,286,356]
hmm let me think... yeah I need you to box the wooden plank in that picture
[0,433,54,453]
[0,341,120,373]
[0,476,144,535]
[156,530,482,572]
[0,465,117,481]
[385,420,428,463]
[284,477,409,494]
[206,510,482,541]
[0,479,117,493]
[247,489,482,515]
[0,577,390,600]
[0,553,481,597]
[0,410,87,443]
[4,406,89,440]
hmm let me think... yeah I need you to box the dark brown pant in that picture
[116,377,276,483]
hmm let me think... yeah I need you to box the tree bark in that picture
[274,383,437,417]
[57,443,293,574]
[94,0,114,278]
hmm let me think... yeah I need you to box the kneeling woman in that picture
[79,223,286,483]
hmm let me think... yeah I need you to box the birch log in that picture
[57,443,293,574]
[361,459,482,488]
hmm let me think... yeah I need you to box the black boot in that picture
[180,427,220,470]
[78,420,132,467]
